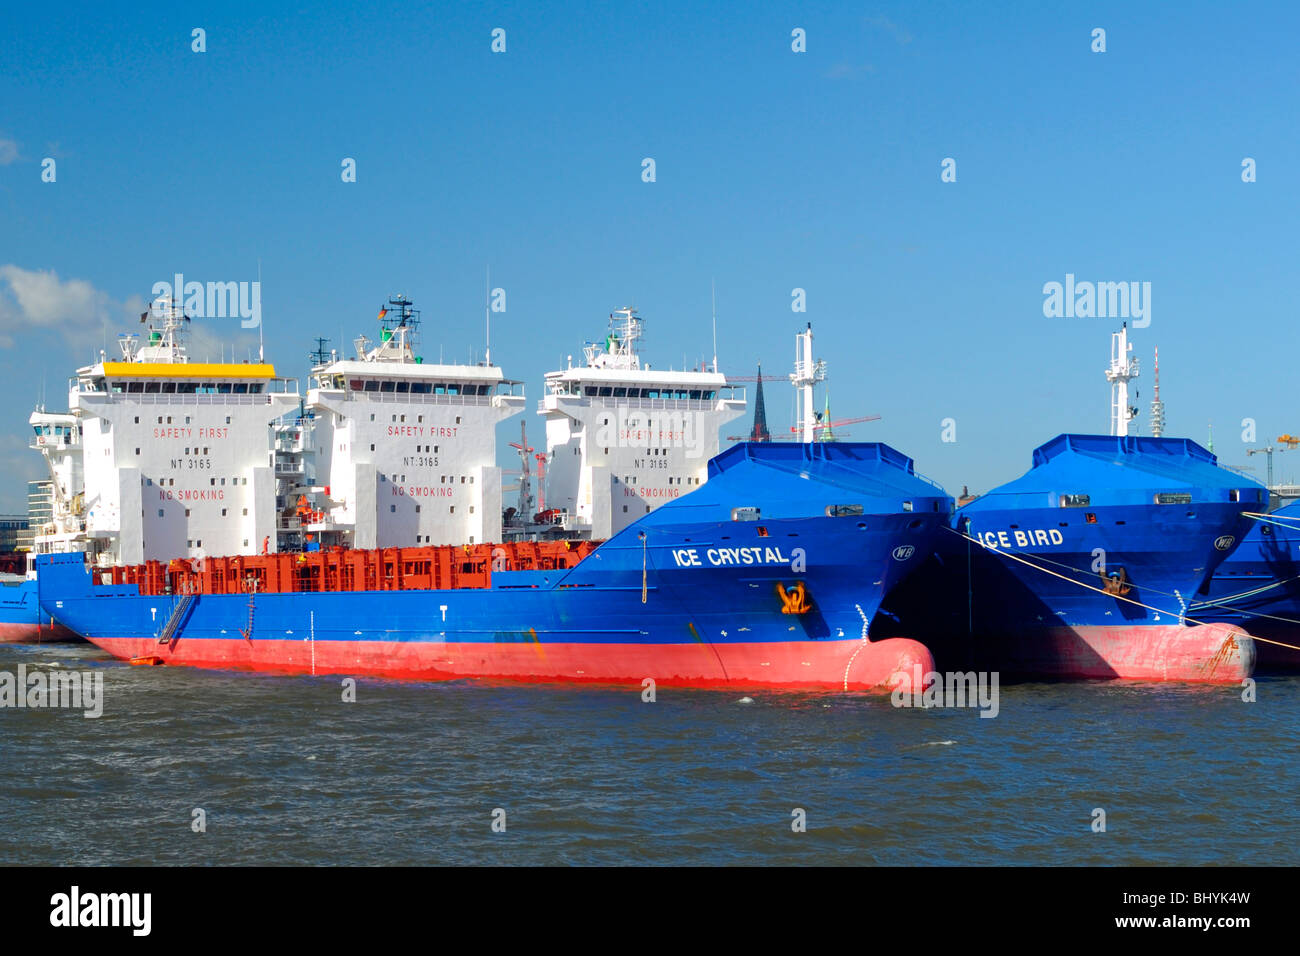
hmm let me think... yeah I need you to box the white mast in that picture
[1106,322,1141,436]
[484,266,491,367]
[789,322,825,443]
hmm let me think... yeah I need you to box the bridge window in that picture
[1155,493,1193,505]
[731,507,761,521]
[1060,494,1091,507]
[826,504,865,517]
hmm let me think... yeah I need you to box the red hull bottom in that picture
[0,622,81,644]
[84,634,937,692]
[1009,622,1255,683]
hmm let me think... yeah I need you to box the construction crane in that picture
[790,413,882,438]
[508,422,535,520]
[1246,443,1287,490]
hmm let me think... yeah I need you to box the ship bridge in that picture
[303,296,524,550]
[538,307,746,539]
[36,293,301,566]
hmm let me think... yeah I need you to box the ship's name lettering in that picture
[671,546,789,568]
[978,528,1065,549]
[386,425,458,438]
[152,427,229,439]
[391,485,454,498]
[159,489,225,501]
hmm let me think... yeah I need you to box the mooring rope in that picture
[943,526,1300,652]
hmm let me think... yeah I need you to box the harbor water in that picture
[3,640,1297,866]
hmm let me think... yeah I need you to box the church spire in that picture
[748,364,771,441]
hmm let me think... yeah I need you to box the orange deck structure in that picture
[108,541,600,597]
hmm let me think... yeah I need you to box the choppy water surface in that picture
[2,641,1296,865]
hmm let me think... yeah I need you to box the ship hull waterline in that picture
[77,632,935,691]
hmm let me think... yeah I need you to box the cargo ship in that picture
[876,326,1262,683]
[1191,501,1300,670]
[37,441,951,691]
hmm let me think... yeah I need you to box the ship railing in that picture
[910,467,954,501]
[537,396,728,414]
[31,435,80,449]
[78,393,295,407]
[342,392,494,407]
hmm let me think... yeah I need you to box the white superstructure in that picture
[304,296,525,548]
[538,307,746,539]
[30,295,300,565]
[27,409,83,555]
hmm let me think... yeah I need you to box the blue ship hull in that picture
[876,435,1263,681]
[0,578,78,643]
[38,442,953,690]
[1192,502,1300,670]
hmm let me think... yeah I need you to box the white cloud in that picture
[865,15,913,45]
[0,138,18,165]
[0,265,122,349]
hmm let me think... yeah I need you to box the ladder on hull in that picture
[157,593,195,645]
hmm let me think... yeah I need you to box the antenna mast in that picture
[710,279,718,373]
[1149,346,1166,438]
[484,266,491,367]
[257,259,264,362]
[1105,322,1140,436]
[789,323,826,442]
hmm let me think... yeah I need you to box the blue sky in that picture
[2,0,1297,513]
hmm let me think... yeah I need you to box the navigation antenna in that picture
[257,259,264,362]
[309,337,332,367]
[789,323,826,442]
[484,266,492,367]
[711,278,718,373]
[1149,346,1166,438]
